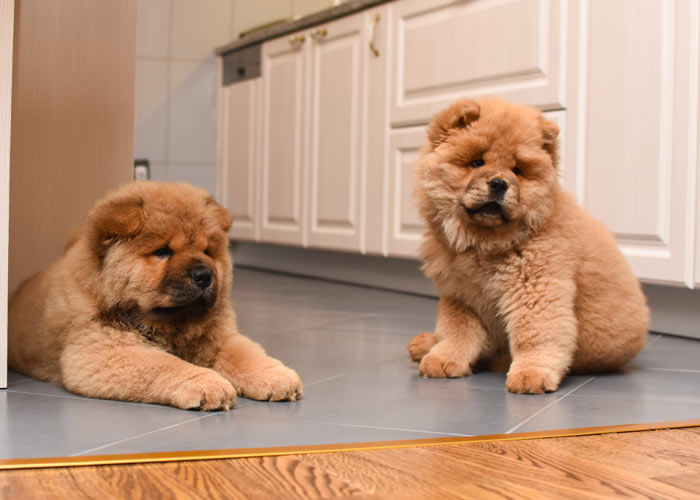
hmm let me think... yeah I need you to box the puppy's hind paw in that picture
[408,332,438,362]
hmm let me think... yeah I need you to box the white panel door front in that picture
[218,77,260,241]
[386,127,427,258]
[390,0,566,127]
[580,0,697,286]
[306,13,366,251]
[260,35,307,246]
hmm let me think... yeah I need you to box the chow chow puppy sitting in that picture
[9,182,302,410]
[408,98,649,393]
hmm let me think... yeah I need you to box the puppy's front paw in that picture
[173,370,237,411]
[418,350,471,378]
[236,364,303,402]
[408,332,438,362]
[506,366,561,394]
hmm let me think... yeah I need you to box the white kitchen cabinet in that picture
[306,13,371,251]
[389,0,566,127]
[259,34,308,246]
[217,75,261,241]
[565,0,698,287]
[256,7,388,252]
[385,127,425,258]
[218,0,700,289]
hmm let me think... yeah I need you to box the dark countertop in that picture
[216,0,393,55]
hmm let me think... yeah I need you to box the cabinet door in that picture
[217,76,260,241]
[259,35,307,245]
[386,127,426,258]
[306,13,368,251]
[390,0,565,127]
[567,0,697,286]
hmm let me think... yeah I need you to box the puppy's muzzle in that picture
[488,178,508,196]
[190,267,212,289]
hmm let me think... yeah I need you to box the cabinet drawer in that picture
[390,0,565,126]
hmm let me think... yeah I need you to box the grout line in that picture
[5,378,33,388]
[645,335,664,347]
[5,387,241,412]
[636,367,700,374]
[294,419,472,438]
[69,412,223,457]
[504,377,596,435]
[298,355,408,390]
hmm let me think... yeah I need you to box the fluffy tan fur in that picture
[408,98,649,393]
[9,182,302,410]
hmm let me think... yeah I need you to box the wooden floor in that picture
[2,427,700,499]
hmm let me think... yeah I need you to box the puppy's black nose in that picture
[191,268,212,289]
[488,178,508,195]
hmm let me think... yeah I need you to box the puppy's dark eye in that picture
[153,246,173,259]
[204,247,211,256]
[469,158,485,168]
[512,166,523,176]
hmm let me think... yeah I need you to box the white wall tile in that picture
[136,0,171,58]
[232,0,292,39]
[171,0,234,60]
[169,164,216,195]
[134,59,169,162]
[168,61,216,164]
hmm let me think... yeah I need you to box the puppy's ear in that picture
[427,99,480,149]
[87,194,145,257]
[205,196,232,233]
[541,118,560,143]
[540,118,560,168]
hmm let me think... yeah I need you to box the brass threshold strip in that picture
[1,419,699,471]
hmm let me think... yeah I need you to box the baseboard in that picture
[643,284,700,339]
[231,241,437,297]
[231,242,700,340]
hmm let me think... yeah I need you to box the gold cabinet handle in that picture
[310,28,328,40]
[289,35,306,48]
[369,13,380,57]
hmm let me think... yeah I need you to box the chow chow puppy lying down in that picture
[9,182,302,410]
[408,98,649,394]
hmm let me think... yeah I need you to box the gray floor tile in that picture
[627,346,700,371]
[78,412,457,456]
[321,313,436,336]
[251,327,412,385]
[3,266,700,460]
[650,334,700,350]
[573,369,700,404]
[6,371,31,386]
[235,302,364,337]
[234,358,593,436]
[6,378,91,400]
[515,395,700,433]
[0,391,211,459]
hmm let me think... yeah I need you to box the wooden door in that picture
[1,0,14,388]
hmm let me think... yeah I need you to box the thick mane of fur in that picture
[414,97,560,255]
